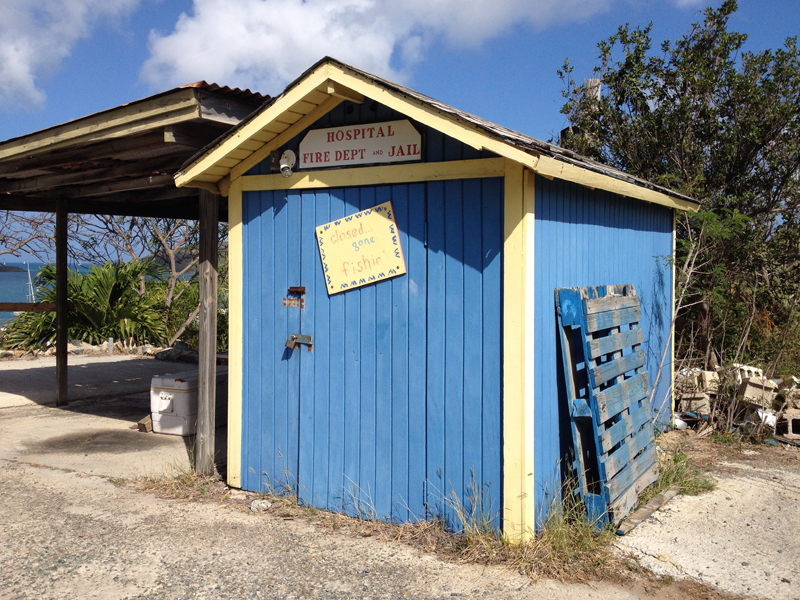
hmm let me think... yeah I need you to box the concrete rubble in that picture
[675,363,800,442]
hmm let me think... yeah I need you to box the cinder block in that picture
[698,370,719,392]
[781,409,800,440]
[738,376,778,409]
[784,389,800,410]
[733,363,764,385]
[679,393,711,415]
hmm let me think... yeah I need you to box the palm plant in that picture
[3,261,167,349]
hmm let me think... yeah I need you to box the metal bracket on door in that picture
[285,334,313,351]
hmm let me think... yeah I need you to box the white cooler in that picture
[150,368,228,436]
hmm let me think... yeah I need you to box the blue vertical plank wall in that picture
[240,175,503,524]
[533,177,673,519]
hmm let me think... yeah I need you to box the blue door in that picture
[242,178,504,525]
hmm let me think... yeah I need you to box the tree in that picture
[0,211,54,259]
[70,215,228,347]
[559,1,800,375]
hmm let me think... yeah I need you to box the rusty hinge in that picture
[288,286,305,295]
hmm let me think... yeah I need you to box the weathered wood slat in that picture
[609,465,660,524]
[586,305,641,333]
[585,294,639,315]
[587,328,643,359]
[591,350,645,387]
[0,302,56,313]
[598,403,651,452]
[606,445,657,502]
[616,487,678,535]
[595,372,650,421]
[602,423,654,479]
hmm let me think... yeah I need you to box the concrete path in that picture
[0,354,186,408]
[0,355,226,480]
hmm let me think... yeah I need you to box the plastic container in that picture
[150,367,228,436]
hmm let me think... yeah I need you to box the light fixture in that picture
[279,150,296,178]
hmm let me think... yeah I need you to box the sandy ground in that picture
[617,434,800,600]
[0,354,183,408]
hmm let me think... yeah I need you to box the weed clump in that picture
[639,445,715,505]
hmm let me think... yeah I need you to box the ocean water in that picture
[0,262,42,327]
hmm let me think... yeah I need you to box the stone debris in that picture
[250,499,272,512]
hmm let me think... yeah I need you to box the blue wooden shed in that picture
[175,58,699,539]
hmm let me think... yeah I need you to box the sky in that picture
[0,0,797,147]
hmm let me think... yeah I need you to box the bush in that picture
[3,261,167,349]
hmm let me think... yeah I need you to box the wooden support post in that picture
[196,189,219,476]
[56,199,68,407]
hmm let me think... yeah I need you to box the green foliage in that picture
[640,445,715,504]
[3,261,167,348]
[559,1,800,374]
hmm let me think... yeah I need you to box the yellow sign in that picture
[316,201,406,295]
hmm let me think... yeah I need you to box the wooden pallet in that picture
[556,284,658,525]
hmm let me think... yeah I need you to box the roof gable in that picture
[175,58,698,212]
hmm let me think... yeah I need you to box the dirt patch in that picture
[23,427,180,455]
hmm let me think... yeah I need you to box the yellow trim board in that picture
[241,158,506,191]
[176,66,332,187]
[523,168,536,535]
[229,95,344,182]
[502,160,534,541]
[670,210,677,422]
[226,177,244,488]
[533,155,698,213]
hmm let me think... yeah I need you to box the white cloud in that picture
[670,0,705,7]
[141,0,612,94]
[0,0,140,110]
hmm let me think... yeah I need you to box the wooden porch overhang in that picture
[0,82,267,477]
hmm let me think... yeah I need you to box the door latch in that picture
[285,334,313,351]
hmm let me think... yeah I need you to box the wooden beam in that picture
[0,130,207,178]
[56,199,68,407]
[196,189,219,477]
[64,184,197,204]
[163,124,223,149]
[0,193,228,221]
[63,174,176,198]
[0,156,183,194]
[0,90,201,161]
[326,81,364,104]
[0,302,56,313]
[0,195,56,212]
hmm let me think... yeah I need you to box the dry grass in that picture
[132,459,227,501]
[128,465,623,584]
[639,439,716,505]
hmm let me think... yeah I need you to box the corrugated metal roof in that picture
[180,57,696,206]
[179,80,265,103]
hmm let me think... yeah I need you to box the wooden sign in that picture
[299,120,421,169]
[316,201,406,294]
